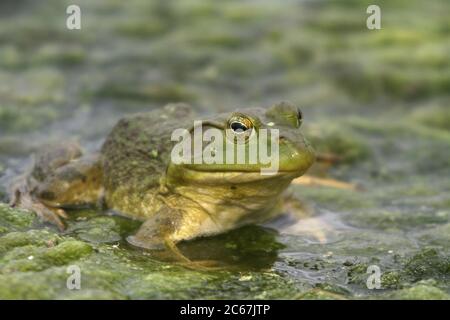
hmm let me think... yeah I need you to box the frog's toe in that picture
[55,208,69,219]
[31,202,67,231]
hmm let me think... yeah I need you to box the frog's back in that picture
[101,104,193,218]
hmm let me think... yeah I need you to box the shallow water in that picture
[0,0,449,299]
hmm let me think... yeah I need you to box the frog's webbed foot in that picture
[126,206,178,250]
[9,174,68,231]
[126,207,193,261]
[164,238,229,271]
[23,200,68,231]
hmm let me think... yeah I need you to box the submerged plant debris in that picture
[0,0,449,299]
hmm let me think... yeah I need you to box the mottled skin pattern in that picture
[102,103,193,221]
[10,102,315,251]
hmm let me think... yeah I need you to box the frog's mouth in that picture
[170,144,315,184]
[167,164,305,185]
[167,121,316,184]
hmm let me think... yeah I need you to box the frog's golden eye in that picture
[227,115,254,142]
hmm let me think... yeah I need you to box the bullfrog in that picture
[9,101,315,254]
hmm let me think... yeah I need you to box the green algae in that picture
[0,105,59,133]
[115,20,170,39]
[94,83,196,103]
[0,240,92,273]
[0,205,304,299]
[297,289,347,300]
[32,45,86,67]
[0,229,61,253]
[404,249,450,282]
[0,204,36,234]
[410,105,450,131]
[346,209,450,231]
[307,124,371,164]
[386,280,450,300]
[65,216,122,244]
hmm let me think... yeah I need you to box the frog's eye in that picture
[230,121,249,132]
[227,115,254,143]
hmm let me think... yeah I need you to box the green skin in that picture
[10,101,315,250]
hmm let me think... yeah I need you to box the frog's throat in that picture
[162,171,293,234]
[163,166,297,213]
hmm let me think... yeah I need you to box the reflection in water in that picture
[66,208,283,270]
[145,225,285,271]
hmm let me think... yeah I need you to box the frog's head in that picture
[165,101,315,218]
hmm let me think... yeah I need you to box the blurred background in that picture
[0,0,449,299]
[0,0,448,165]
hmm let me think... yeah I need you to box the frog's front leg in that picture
[127,206,200,265]
[127,206,183,250]
[127,205,225,269]
[9,142,103,230]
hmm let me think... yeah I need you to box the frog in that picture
[9,101,315,256]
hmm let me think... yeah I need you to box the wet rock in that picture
[65,216,121,244]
